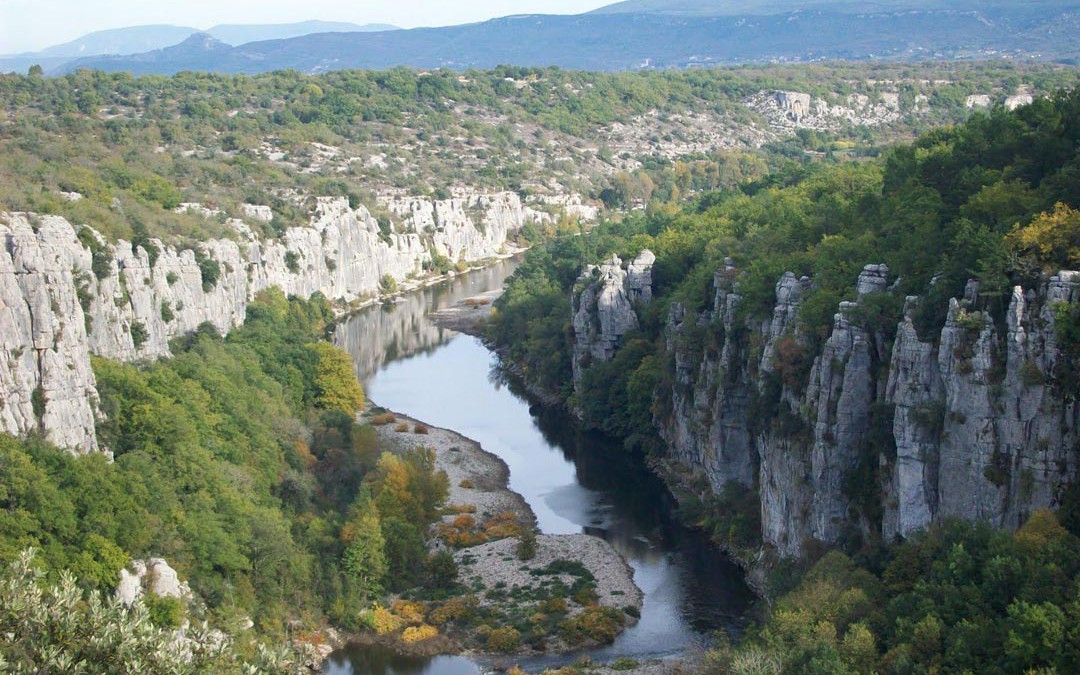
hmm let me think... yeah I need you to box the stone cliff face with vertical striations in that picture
[580,258,1080,558]
[572,251,654,385]
[0,192,541,454]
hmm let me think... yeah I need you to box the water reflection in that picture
[323,643,479,675]
[333,260,519,380]
[329,260,752,673]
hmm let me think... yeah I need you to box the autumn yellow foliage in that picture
[1006,202,1080,272]
[401,624,439,643]
[307,342,365,414]
[366,605,404,634]
[392,599,427,625]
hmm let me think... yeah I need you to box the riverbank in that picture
[333,246,526,319]
[361,406,644,658]
[431,292,771,599]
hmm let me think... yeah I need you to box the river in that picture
[327,259,752,674]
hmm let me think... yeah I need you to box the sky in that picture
[0,0,613,54]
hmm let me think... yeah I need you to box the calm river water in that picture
[326,259,751,674]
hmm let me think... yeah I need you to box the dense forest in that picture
[489,88,1080,673]
[0,289,461,667]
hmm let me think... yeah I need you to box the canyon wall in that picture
[573,258,1080,556]
[0,192,539,454]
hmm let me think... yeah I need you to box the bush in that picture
[0,549,308,673]
[402,624,438,643]
[284,251,301,274]
[129,320,149,348]
[486,626,521,652]
[559,606,624,645]
[413,423,429,434]
[370,412,396,425]
[144,593,185,628]
[425,551,458,590]
[395,422,410,432]
[517,528,538,561]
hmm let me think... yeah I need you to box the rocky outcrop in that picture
[571,251,654,385]
[747,90,905,132]
[1,191,539,453]
[643,262,1080,557]
[116,558,191,606]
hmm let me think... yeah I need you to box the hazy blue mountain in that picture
[591,0,1078,15]
[15,25,199,59]
[205,21,396,45]
[58,3,1080,76]
[0,21,397,74]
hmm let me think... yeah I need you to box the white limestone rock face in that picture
[747,89,905,132]
[643,259,1080,558]
[571,251,654,385]
[0,214,99,453]
[240,203,273,223]
[116,558,191,606]
[1,191,534,453]
[385,191,540,263]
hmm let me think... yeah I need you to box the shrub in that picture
[517,528,538,561]
[430,595,478,626]
[370,412,396,425]
[540,597,568,614]
[486,627,521,652]
[365,604,404,635]
[129,320,149,348]
[483,511,522,539]
[284,251,301,274]
[413,423,429,434]
[191,249,221,292]
[459,479,475,489]
[402,624,438,643]
[572,586,599,606]
[425,551,458,590]
[559,606,624,645]
[392,600,427,625]
[395,422,410,432]
[0,549,308,673]
[452,514,477,530]
[144,593,185,628]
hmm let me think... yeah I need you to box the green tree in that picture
[341,497,386,601]
[308,342,365,414]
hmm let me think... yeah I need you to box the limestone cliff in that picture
[571,251,654,385]
[628,262,1079,557]
[0,192,540,453]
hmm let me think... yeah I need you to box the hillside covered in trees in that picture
[1,62,1076,245]
[489,87,1080,673]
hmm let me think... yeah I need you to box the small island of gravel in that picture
[363,407,643,656]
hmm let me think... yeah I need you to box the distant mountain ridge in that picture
[590,0,1078,15]
[54,3,1080,75]
[0,21,397,74]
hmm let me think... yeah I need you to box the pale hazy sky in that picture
[0,0,613,54]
